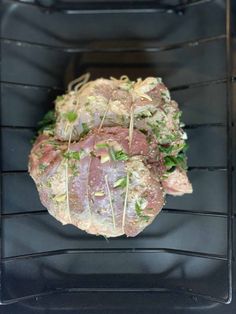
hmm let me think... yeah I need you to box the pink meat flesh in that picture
[29,127,164,237]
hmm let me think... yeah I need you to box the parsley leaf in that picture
[113,177,127,188]
[159,145,173,155]
[64,111,77,123]
[69,163,78,176]
[109,148,129,161]
[164,152,187,171]
[113,150,129,161]
[147,122,160,138]
[37,110,56,135]
[135,201,143,216]
[80,123,90,138]
[39,163,48,171]
[135,198,150,222]
[173,111,182,120]
[164,156,177,168]
[64,150,84,160]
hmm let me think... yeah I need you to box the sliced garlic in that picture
[94,191,105,197]
[53,193,66,202]
[100,154,110,163]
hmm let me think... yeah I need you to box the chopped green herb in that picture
[164,156,177,168]
[38,110,55,127]
[69,163,78,175]
[147,122,160,138]
[30,135,37,144]
[41,125,55,136]
[136,110,153,119]
[37,110,56,135]
[141,215,150,222]
[135,199,150,222]
[39,163,48,171]
[173,111,182,120]
[64,150,84,160]
[108,148,129,161]
[113,177,127,188]
[164,152,187,171]
[161,90,170,100]
[182,143,189,153]
[96,143,109,149]
[80,123,90,138]
[135,201,142,216]
[56,95,64,102]
[47,140,60,149]
[46,181,52,188]
[159,145,173,155]
[64,111,78,123]
[175,153,188,170]
[113,150,129,161]
[162,133,178,144]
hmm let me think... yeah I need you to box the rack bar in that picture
[1,126,36,130]
[1,208,228,219]
[2,77,235,93]
[225,0,233,304]
[0,285,229,306]
[2,248,227,262]
[15,0,213,15]
[0,80,62,91]
[0,123,226,130]
[1,166,228,175]
[2,210,47,218]
[170,78,230,91]
[188,166,227,171]
[1,34,225,54]
[162,208,227,218]
[0,89,3,303]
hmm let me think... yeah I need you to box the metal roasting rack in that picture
[0,0,234,307]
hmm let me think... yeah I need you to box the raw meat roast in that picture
[29,75,192,237]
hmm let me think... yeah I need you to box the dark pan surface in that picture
[0,0,235,311]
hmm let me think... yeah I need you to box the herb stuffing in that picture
[38,110,56,135]
[164,152,187,171]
